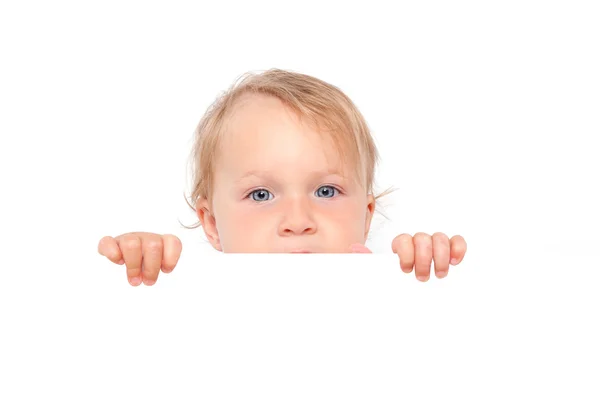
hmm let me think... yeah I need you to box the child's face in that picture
[199,94,375,253]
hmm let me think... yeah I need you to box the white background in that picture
[1,0,599,398]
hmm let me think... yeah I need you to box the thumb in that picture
[349,243,372,253]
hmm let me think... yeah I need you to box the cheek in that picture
[217,206,273,245]
[319,200,366,232]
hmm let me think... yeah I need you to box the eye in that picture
[249,189,273,202]
[315,185,339,198]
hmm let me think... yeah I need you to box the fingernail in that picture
[450,258,458,265]
[129,276,141,286]
[417,275,429,282]
[143,278,156,286]
[436,271,448,278]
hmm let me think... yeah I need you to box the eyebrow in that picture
[235,169,346,183]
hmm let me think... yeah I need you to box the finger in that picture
[141,236,163,286]
[161,234,183,273]
[413,232,433,282]
[391,234,414,273]
[117,234,143,286]
[432,232,450,279]
[449,235,467,265]
[349,243,372,253]
[98,236,124,264]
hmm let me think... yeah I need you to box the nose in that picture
[277,196,317,236]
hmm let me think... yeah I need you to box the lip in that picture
[289,250,312,253]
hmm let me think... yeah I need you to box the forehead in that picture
[218,94,347,175]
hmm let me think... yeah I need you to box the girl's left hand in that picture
[349,233,467,282]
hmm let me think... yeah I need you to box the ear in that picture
[363,194,376,241]
[196,197,223,252]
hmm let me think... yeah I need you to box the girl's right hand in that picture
[97,233,182,286]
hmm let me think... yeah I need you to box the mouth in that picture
[289,250,312,253]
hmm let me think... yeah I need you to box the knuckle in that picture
[413,232,429,241]
[164,234,182,245]
[432,232,448,241]
[163,235,182,252]
[450,236,467,250]
[99,236,113,246]
[393,235,413,255]
[145,239,164,253]
[399,234,412,245]
[121,236,141,251]
[414,232,432,246]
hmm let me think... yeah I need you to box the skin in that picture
[97,94,467,285]
[197,93,376,254]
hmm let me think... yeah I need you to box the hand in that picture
[349,232,467,282]
[97,232,182,286]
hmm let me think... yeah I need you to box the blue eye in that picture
[249,189,273,202]
[315,185,339,198]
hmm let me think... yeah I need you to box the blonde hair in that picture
[182,68,395,229]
